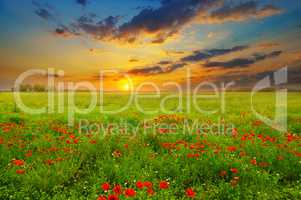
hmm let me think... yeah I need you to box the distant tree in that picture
[19,84,32,92]
[33,84,46,92]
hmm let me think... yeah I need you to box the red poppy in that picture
[219,170,227,177]
[12,159,25,166]
[227,146,237,152]
[250,159,257,165]
[113,184,122,195]
[16,169,25,174]
[144,181,153,188]
[124,188,136,197]
[102,182,110,191]
[25,150,32,157]
[108,194,119,200]
[89,140,97,144]
[136,181,144,189]
[186,188,196,198]
[159,181,169,190]
[147,188,155,196]
[230,168,239,174]
[66,140,72,144]
[97,195,107,200]
[0,137,4,144]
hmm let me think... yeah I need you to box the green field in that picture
[0,92,300,200]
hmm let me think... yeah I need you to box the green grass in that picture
[0,92,300,200]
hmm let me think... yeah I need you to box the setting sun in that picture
[123,83,130,91]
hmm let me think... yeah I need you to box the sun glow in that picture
[123,83,130,91]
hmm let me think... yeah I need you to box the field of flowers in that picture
[0,92,300,200]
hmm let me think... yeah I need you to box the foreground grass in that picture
[0,92,300,199]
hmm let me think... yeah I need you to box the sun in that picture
[123,83,130,91]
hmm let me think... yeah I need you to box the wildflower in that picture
[97,195,107,200]
[12,159,25,166]
[66,139,72,144]
[186,188,196,198]
[219,170,227,177]
[108,194,119,200]
[0,137,4,144]
[136,181,144,189]
[144,181,153,188]
[250,159,257,165]
[16,169,25,174]
[89,140,97,144]
[112,150,122,158]
[25,150,32,157]
[124,188,136,197]
[45,159,55,166]
[147,188,155,196]
[113,184,122,195]
[102,182,110,191]
[159,181,169,189]
[227,146,237,152]
[230,168,239,174]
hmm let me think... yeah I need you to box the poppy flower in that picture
[219,170,227,177]
[97,195,107,200]
[112,150,122,158]
[147,188,155,196]
[159,181,169,190]
[102,182,110,191]
[113,184,122,195]
[124,188,136,197]
[25,150,32,157]
[12,159,25,166]
[16,169,25,174]
[250,159,257,165]
[136,181,144,189]
[108,194,119,200]
[89,140,97,144]
[144,181,153,188]
[186,188,196,198]
[227,146,237,152]
[230,168,239,174]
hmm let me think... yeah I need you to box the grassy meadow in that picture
[0,92,300,200]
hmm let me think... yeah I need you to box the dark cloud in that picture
[128,62,186,76]
[74,15,120,40]
[204,50,282,68]
[116,0,222,43]
[78,13,97,24]
[35,8,53,20]
[165,63,187,73]
[158,61,172,65]
[208,1,282,23]
[129,59,139,62]
[181,45,248,62]
[53,25,78,38]
[128,66,163,75]
[76,0,88,7]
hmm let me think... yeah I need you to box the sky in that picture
[0,0,301,91]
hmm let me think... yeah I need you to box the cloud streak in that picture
[181,45,249,62]
[204,50,282,68]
